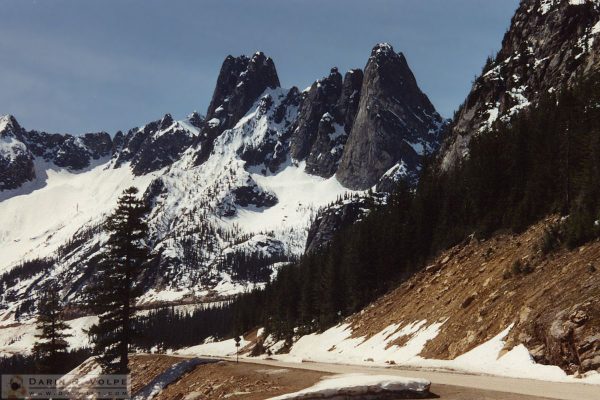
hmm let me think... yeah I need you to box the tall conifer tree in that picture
[32,283,71,372]
[87,187,149,374]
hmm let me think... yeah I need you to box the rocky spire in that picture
[336,69,364,133]
[289,67,343,162]
[196,52,281,164]
[336,43,443,190]
[205,52,280,132]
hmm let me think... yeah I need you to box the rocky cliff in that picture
[113,113,200,175]
[0,114,112,190]
[0,46,445,320]
[196,52,281,164]
[441,0,600,170]
[337,43,444,190]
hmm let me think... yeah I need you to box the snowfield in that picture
[268,373,431,399]
[0,159,157,270]
[0,315,97,357]
[0,87,361,323]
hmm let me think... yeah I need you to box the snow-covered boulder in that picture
[269,373,431,399]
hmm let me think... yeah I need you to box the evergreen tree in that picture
[32,283,71,373]
[87,187,150,374]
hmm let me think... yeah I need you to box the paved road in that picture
[208,356,598,400]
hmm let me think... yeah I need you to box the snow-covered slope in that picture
[0,47,444,322]
[0,91,354,320]
[0,159,157,270]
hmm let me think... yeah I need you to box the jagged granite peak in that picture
[26,130,112,170]
[302,68,365,178]
[238,89,301,173]
[304,112,348,178]
[289,67,344,162]
[0,115,34,190]
[113,114,198,175]
[441,0,600,170]
[205,51,280,132]
[186,111,205,129]
[0,114,22,133]
[337,69,364,133]
[159,113,174,130]
[336,43,444,190]
[196,52,281,165]
[0,115,114,191]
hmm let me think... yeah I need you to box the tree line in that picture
[221,71,600,341]
[19,70,600,370]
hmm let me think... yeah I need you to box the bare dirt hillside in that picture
[350,217,600,375]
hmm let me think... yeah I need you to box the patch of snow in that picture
[179,320,600,386]
[268,374,430,400]
[0,135,27,160]
[0,315,97,356]
[179,336,250,358]
[207,118,220,128]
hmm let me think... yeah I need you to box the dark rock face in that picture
[305,196,379,253]
[143,177,167,209]
[217,182,278,217]
[113,113,197,175]
[337,69,364,133]
[26,130,112,170]
[441,0,600,170]
[290,68,343,162]
[206,52,280,132]
[336,43,444,190]
[232,185,278,208]
[303,69,364,178]
[238,90,300,173]
[186,112,205,129]
[0,116,35,190]
[304,112,347,178]
[0,115,113,191]
[111,130,125,153]
[196,52,281,165]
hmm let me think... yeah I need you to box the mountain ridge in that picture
[0,44,443,322]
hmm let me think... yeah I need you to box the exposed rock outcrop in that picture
[196,52,281,164]
[290,67,343,162]
[337,43,444,190]
[302,69,364,179]
[186,111,205,130]
[26,130,112,170]
[441,0,600,170]
[336,69,364,133]
[297,68,364,178]
[305,196,378,253]
[0,115,112,190]
[113,113,198,175]
[347,216,600,376]
[0,116,35,190]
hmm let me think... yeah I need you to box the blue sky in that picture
[0,0,519,135]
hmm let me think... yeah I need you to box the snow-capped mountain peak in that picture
[0,47,444,320]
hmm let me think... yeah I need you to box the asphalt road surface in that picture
[219,356,598,400]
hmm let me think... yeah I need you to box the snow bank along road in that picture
[198,356,598,400]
